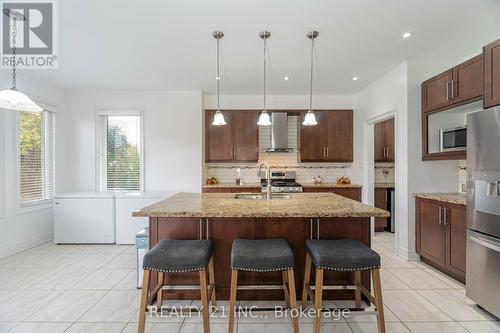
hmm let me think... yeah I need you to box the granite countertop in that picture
[375,183,395,189]
[202,183,261,188]
[302,183,363,188]
[133,192,389,218]
[414,193,466,206]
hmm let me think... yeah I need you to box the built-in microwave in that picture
[439,126,466,152]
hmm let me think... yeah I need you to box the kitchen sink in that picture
[234,193,292,200]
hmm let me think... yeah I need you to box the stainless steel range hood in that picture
[266,112,292,152]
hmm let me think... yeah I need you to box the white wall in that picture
[64,91,203,193]
[0,76,67,258]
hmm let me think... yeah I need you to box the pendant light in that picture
[0,9,43,112]
[211,31,226,125]
[257,31,271,126]
[303,31,319,126]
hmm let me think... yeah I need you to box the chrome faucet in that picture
[257,162,272,200]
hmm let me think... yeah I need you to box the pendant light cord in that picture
[216,36,220,111]
[309,35,314,111]
[263,35,267,111]
[11,17,17,90]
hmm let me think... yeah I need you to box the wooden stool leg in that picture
[287,269,299,333]
[199,269,210,333]
[208,257,217,307]
[138,270,150,333]
[228,269,238,333]
[372,269,386,333]
[314,268,324,333]
[301,252,312,308]
[282,271,290,307]
[156,272,164,308]
[354,271,362,309]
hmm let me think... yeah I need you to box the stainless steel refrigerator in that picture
[466,106,500,318]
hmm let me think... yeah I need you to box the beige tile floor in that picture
[0,232,498,333]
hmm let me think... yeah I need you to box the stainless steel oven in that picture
[440,125,467,152]
[466,107,500,318]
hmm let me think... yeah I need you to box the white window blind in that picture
[19,110,55,205]
[102,115,142,191]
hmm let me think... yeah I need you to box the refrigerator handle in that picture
[470,233,500,253]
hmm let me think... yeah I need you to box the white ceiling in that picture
[14,0,500,94]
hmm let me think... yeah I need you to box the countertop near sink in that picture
[414,193,466,206]
[133,192,389,218]
[302,183,362,188]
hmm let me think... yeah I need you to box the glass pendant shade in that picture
[212,110,226,126]
[302,110,318,126]
[0,89,43,112]
[257,110,272,126]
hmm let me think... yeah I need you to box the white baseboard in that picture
[397,247,420,261]
[0,232,53,259]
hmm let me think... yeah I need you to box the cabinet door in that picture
[383,118,395,162]
[422,70,453,113]
[300,111,327,162]
[325,110,353,162]
[452,55,483,104]
[484,38,500,108]
[374,121,385,162]
[417,199,446,267]
[374,188,387,231]
[333,188,362,201]
[234,111,259,162]
[205,111,234,162]
[445,204,466,278]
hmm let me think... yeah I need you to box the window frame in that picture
[96,109,145,192]
[15,102,58,213]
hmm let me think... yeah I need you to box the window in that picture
[100,115,143,191]
[19,110,55,205]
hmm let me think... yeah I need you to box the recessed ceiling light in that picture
[352,76,358,81]
[402,32,412,39]
[283,76,289,81]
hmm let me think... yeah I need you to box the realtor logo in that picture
[1,0,58,69]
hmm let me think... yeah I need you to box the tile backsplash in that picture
[374,163,395,184]
[206,115,354,184]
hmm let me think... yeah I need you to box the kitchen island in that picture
[133,192,389,301]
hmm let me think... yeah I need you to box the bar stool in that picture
[302,239,385,333]
[138,239,216,333]
[228,239,299,333]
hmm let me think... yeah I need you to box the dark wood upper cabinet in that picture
[205,110,259,163]
[205,110,234,162]
[233,111,259,161]
[453,55,483,104]
[300,110,353,162]
[484,38,500,108]
[325,111,353,162]
[300,111,326,162]
[422,70,453,113]
[374,118,394,162]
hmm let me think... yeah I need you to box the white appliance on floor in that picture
[115,191,173,244]
[54,192,122,244]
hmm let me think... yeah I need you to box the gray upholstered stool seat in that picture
[231,239,294,272]
[143,239,214,273]
[305,239,380,271]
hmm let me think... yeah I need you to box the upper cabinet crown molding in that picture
[484,38,500,109]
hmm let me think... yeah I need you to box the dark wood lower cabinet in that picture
[149,216,371,300]
[202,187,261,193]
[374,189,388,231]
[302,186,362,201]
[416,198,466,282]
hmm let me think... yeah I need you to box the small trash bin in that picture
[136,227,149,289]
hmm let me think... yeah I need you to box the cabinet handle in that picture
[450,80,454,99]
[443,208,447,226]
[310,219,313,239]
[438,207,442,225]
[317,218,320,240]
[446,82,450,100]
[323,147,326,158]
[326,147,329,157]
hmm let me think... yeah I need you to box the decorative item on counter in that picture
[206,177,219,185]
[336,176,351,185]
[236,168,241,185]
[313,176,322,184]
